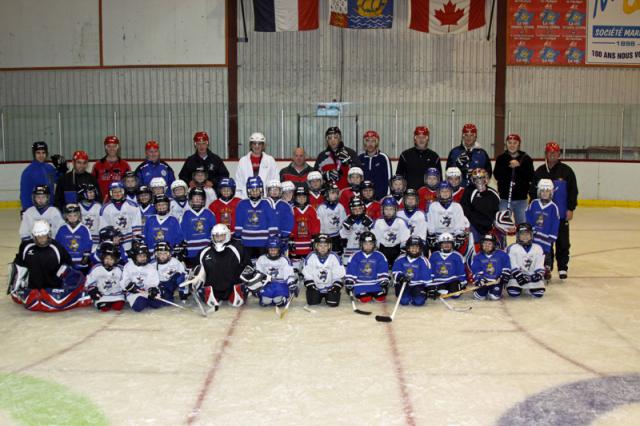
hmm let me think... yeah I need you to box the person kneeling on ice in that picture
[392,236,433,306]
[303,234,345,307]
[344,232,390,303]
[9,220,89,312]
[243,236,297,307]
[428,233,467,298]
[85,241,125,312]
[470,234,511,301]
[155,241,187,303]
[506,223,546,298]
[120,242,162,312]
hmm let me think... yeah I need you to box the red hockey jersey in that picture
[365,201,381,220]
[91,157,131,202]
[290,205,320,257]
[208,197,241,232]
[418,187,438,212]
[309,191,324,210]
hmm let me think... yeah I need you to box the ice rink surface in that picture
[0,207,639,426]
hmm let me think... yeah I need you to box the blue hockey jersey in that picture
[143,214,184,251]
[180,207,216,260]
[271,199,294,240]
[526,199,560,254]
[470,250,511,282]
[90,244,128,267]
[55,223,93,270]
[139,204,156,226]
[392,254,433,287]
[345,250,389,295]
[234,199,278,247]
[429,251,467,285]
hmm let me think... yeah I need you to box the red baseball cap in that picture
[414,126,429,136]
[363,130,379,140]
[72,150,89,161]
[506,134,521,142]
[104,135,120,146]
[193,131,209,143]
[462,123,477,135]
[545,141,561,153]
[145,140,159,151]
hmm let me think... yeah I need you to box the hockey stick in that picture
[439,280,499,299]
[439,297,472,312]
[303,305,317,314]
[278,296,293,319]
[375,279,408,323]
[507,166,516,212]
[191,289,208,317]
[157,296,190,311]
[349,292,372,316]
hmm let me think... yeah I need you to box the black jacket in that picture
[396,147,442,190]
[15,239,72,289]
[178,149,230,187]
[493,151,534,201]
[461,186,501,235]
[54,170,101,209]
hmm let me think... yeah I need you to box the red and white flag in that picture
[409,0,486,34]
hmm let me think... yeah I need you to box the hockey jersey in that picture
[19,205,64,240]
[255,254,296,285]
[271,199,294,241]
[372,217,411,248]
[418,187,437,212]
[391,254,433,287]
[526,199,560,254]
[507,243,545,277]
[55,223,93,269]
[339,187,360,213]
[79,201,101,247]
[120,260,160,292]
[470,250,511,282]
[303,252,345,291]
[170,199,189,222]
[99,200,142,250]
[429,251,467,286]
[426,202,469,236]
[86,264,124,303]
[157,257,186,287]
[91,157,131,202]
[316,202,347,237]
[452,187,465,203]
[234,199,278,248]
[180,207,217,260]
[309,191,324,210]
[209,197,241,233]
[291,205,321,257]
[143,214,184,251]
[139,204,156,226]
[345,250,389,294]
[339,216,374,264]
[397,209,427,240]
[90,244,128,267]
[365,201,381,220]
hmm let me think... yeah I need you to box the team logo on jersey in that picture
[116,215,128,229]
[298,219,308,236]
[318,269,328,283]
[385,231,397,244]
[249,211,260,225]
[524,258,533,270]
[161,267,177,281]
[103,279,116,292]
[362,262,373,275]
[268,267,279,278]
[536,213,545,227]
[486,262,495,276]
[438,264,449,276]
[330,215,341,226]
[406,267,415,280]
[84,217,94,229]
[221,209,231,225]
[194,220,205,233]
[68,238,80,251]
[155,230,165,241]
[441,215,452,227]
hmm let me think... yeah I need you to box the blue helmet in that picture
[425,167,440,178]
[218,177,236,190]
[247,176,263,189]
[266,235,282,259]
[381,196,398,208]
[109,181,125,191]
[109,181,125,201]
[437,182,453,206]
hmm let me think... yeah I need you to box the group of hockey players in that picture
[9,125,563,314]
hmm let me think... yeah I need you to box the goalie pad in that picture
[229,284,246,307]
[11,286,91,312]
[7,263,29,295]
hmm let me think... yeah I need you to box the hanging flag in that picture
[409,0,486,34]
[329,0,394,29]
[253,0,319,32]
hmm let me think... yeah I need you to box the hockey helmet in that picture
[437,182,453,206]
[104,136,120,146]
[217,177,236,200]
[193,131,209,144]
[211,223,231,252]
[516,223,533,247]
[537,179,554,200]
[313,233,332,256]
[109,181,125,201]
[249,132,266,144]
[131,242,150,266]
[32,141,48,156]
[77,183,98,202]
[99,241,120,266]
[99,226,122,243]
[349,196,365,215]
[480,234,498,253]
[171,180,188,200]
[188,187,206,210]
[325,126,342,138]
[437,232,455,252]
[359,231,377,253]
[403,189,419,211]
[32,220,51,246]
[266,235,282,260]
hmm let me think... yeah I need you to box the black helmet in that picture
[63,203,81,216]
[32,185,50,196]
[99,226,121,243]
[131,242,150,266]
[325,126,342,138]
[77,183,98,202]
[31,141,48,156]
[349,196,365,211]
[99,241,120,263]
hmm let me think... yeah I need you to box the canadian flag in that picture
[409,0,486,34]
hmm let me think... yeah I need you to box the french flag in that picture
[253,0,319,32]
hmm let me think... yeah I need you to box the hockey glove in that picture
[380,279,390,294]
[343,215,356,230]
[530,272,544,283]
[499,271,511,286]
[426,287,439,300]
[173,242,188,263]
[124,282,140,293]
[361,216,373,229]
[288,281,299,298]
[324,169,340,183]
[514,271,530,286]
[344,279,355,295]
[454,233,466,250]
[329,281,343,293]
[147,287,159,301]
[304,280,317,291]
[336,148,352,166]
[51,154,68,174]
[426,234,437,249]
[288,240,296,254]
[88,287,102,301]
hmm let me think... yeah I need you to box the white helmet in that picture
[437,232,455,244]
[32,220,51,238]
[267,179,282,190]
[211,223,231,252]
[446,167,462,178]
[281,181,295,192]
[307,171,323,182]
[249,132,266,144]
[537,179,554,192]
[170,179,188,193]
[150,177,167,190]
[348,167,364,177]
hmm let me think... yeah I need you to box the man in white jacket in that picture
[235,132,280,199]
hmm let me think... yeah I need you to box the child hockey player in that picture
[461,168,500,248]
[389,175,407,204]
[339,167,364,211]
[154,241,187,302]
[19,185,64,240]
[136,185,155,225]
[180,187,217,268]
[418,168,440,211]
[526,179,560,281]
[77,183,101,248]
[91,226,128,266]
[209,178,241,233]
[398,189,427,239]
[289,185,320,264]
[85,241,125,312]
[392,236,432,306]
[426,183,470,253]
[303,234,345,307]
[143,194,183,251]
[192,166,217,206]
[316,181,347,254]
[234,176,278,260]
[55,203,93,273]
[281,181,296,205]
[249,235,297,307]
[306,171,325,209]
[99,181,142,250]
[361,180,381,219]
[344,232,390,303]
[123,171,139,203]
[506,223,546,298]
[339,196,374,265]
[121,242,162,312]
[446,167,465,203]
[373,197,411,268]
[470,234,511,301]
[169,179,189,221]
[266,179,294,251]
[429,233,467,297]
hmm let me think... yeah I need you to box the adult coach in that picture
[20,141,66,211]
[280,147,313,185]
[235,132,279,199]
[530,141,578,280]
[314,126,361,190]
[135,140,175,188]
[493,134,534,224]
[179,131,229,189]
[396,126,442,191]
[54,150,101,208]
[358,130,392,200]
[91,136,131,202]
[446,123,492,187]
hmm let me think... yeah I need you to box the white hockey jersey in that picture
[397,209,427,240]
[120,260,160,292]
[19,205,64,240]
[86,264,124,303]
[507,243,545,276]
[255,255,296,284]
[426,202,469,236]
[317,203,347,237]
[170,199,189,222]
[303,252,345,291]
[80,201,102,247]
[157,257,186,283]
[99,200,143,250]
[372,217,411,248]
[339,217,374,265]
